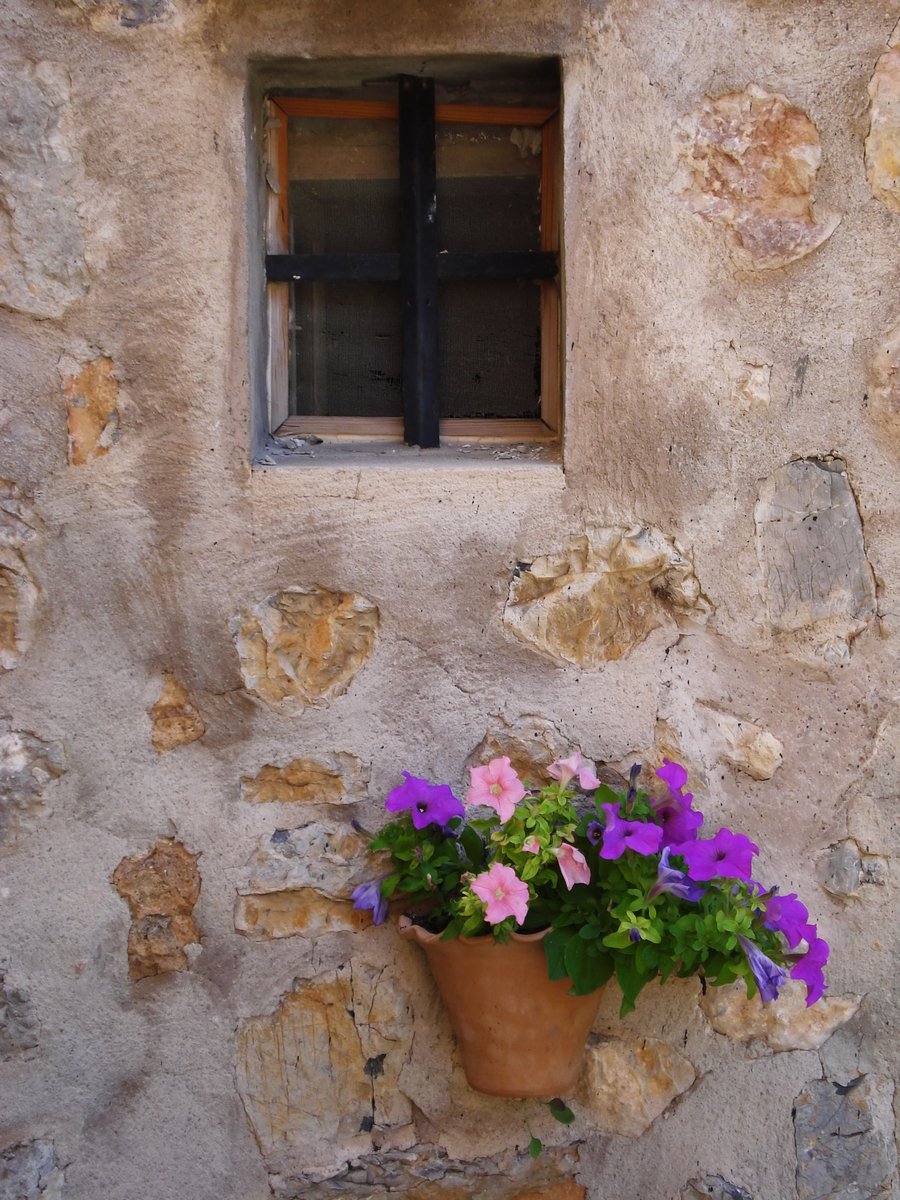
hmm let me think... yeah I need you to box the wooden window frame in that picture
[265,88,561,446]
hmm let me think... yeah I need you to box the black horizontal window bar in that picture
[266,251,558,284]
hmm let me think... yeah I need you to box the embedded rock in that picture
[816,838,886,899]
[235,824,373,938]
[794,1075,897,1200]
[148,671,205,752]
[112,838,201,980]
[0,482,38,672]
[682,1179,753,1200]
[504,527,710,667]
[233,586,378,707]
[241,753,368,805]
[0,1139,65,1199]
[0,722,66,847]
[724,345,771,410]
[676,85,839,269]
[754,459,876,664]
[578,1034,695,1136]
[697,704,784,780]
[700,980,861,1052]
[0,61,89,318]
[59,356,120,466]
[870,318,900,435]
[0,959,39,1060]
[236,964,412,1181]
[865,46,900,212]
[466,715,570,785]
[68,0,172,25]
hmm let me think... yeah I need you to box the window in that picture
[262,59,561,448]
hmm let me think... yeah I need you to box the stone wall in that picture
[1,1,899,1198]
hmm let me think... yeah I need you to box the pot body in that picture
[399,918,602,1097]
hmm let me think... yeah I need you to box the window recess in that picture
[264,63,561,448]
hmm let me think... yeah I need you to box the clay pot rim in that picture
[398,914,549,945]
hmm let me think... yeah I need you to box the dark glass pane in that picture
[291,282,403,418]
[438,280,541,419]
[290,179,401,255]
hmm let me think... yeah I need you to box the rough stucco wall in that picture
[0,1,899,1198]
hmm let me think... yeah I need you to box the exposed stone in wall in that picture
[0,482,38,672]
[696,703,783,781]
[233,587,379,707]
[234,824,373,938]
[682,1179,752,1200]
[467,717,629,793]
[578,1034,695,1137]
[700,980,861,1052]
[794,1075,897,1200]
[870,317,900,437]
[112,838,200,980]
[236,964,412,1183]
[241,753,368,805]
[59,356,120,466]
[147,671,205,752]
[754,459,876,665]
[0,61,89,318]
[0,722,66,847]
[841,702,900,861]
[0,959,39,1060]
[676,85,839,269]
[0,1140,65,1199]
[816,838,887,899]
[68,0,172,25]
[504,528,710,668]
[865,46,900,212]
[723,344,771,410]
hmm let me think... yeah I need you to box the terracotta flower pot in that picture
[399,917,603,1098]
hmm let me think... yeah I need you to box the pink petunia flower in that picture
[547,751,601,791]
[522,835,541,854]
[556,843,591,889]
[466,756,526,823]
[470,862,530,925]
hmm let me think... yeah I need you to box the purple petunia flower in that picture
[653,795,704,847]
[648,846,706,902]
[385,772,464,830]
[790,924,829,1005]
[764,891,810,949]
[351,878,389,925]
[586,819,603,845]
[676,828,759,881]
[599,803,664,860]
[655,758,688,793]
[738,935,787,1002]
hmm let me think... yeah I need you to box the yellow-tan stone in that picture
[677,84,839,269]
[233,585,378,707]
[112,838,201,980]
[697,704,784,781]
[241,752,368,805]
[503,527,710,667]
[148,671,205,752]
[61,356,119,465]
[866,45,900,212]
[578,1034,695,1137]
[700,979,861,1051]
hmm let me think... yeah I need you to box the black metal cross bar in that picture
[266,251,557,283]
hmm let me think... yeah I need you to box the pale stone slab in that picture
[794,1075,897,1200]
[697,703,784,780]
[233,586,378,707]
[0,722,66,847]
[0,482,37,673]
[241,753,369,805]
[682,1179,752,1200]
[503,527,710,667]
[700,980,861,1052]
[866,46,900,212]
[112,838,201,980]
[58,355,120,465]
[0,62,89,318]
[0,958,38,1060]
[677,85,839,269]
[0,1140,65,1199]
[754,459,876,664]
[236,964,412,1182]
[578,1033,695,1136]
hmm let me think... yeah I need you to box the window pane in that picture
[291,282,403,418]
[438,280,541,420]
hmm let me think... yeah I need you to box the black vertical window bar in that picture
[398,75,439,449]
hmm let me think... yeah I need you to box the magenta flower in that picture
[385,772,464,830]
[470,862,530,925]
[653,794,704,847]
[547,751,601,791]
[739,935,787,1002]
[599,803,664,860]
[655,758,688,792]
[466,756,527,823]
[556,843,591,889]
[677,828,759,881]
[764,892,810,949]
[351,879,388,925]
[648,846,705,902]
[790,925,829,1005]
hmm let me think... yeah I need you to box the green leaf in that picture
[615,954,650,1018]
[543,928,571,981]
[528,1136,542,1159]
[459,826,485,869]
[547,1099,576,1125]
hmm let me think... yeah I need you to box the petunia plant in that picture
[354,752,829,1016]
